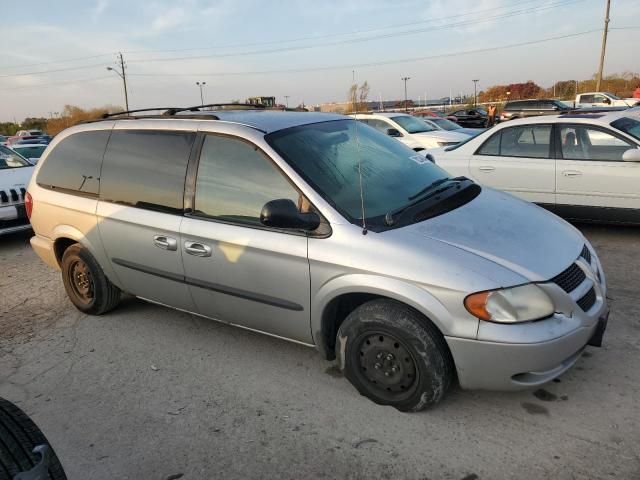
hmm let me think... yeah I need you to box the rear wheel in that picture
[336,299,455,411]
[0,397,68,479]
[61,243,120,315]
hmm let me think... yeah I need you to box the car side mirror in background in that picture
[260,199,321,230]
[603,98,611,105]
[386,128,402,137]
[622,148,640,162]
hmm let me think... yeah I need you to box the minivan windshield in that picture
[0,145,31,169]
[390,115,436,133]
[266,120,466,229]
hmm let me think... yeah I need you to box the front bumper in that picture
[446,308,607,390]
[0,204,31,236]
[447,248,609,391]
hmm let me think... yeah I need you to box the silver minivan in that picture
[26,107,609,411]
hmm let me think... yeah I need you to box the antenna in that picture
[353,115,367,235]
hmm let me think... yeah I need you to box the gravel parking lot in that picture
[1,225,639,480]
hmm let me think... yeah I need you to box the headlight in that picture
[464,284,554,323]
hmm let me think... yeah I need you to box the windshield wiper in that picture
[384,176,469,226]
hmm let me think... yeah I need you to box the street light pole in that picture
[595,0,611,92]
[472,79,479,107]
[106,52,129,113]
[196,82,206,106]
[401,77,410,112]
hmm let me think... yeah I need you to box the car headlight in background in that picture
[464,284,554,323]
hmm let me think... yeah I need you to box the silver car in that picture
[26,108,609,411]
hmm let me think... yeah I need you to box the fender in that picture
[311,273,479,355]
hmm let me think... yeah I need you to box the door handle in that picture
[563,170,582,177]
[478,166,495,172]
[184,241,212,257]
[153,235,177,251]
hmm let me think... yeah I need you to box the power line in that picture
[127,0,583,65]
[122,0,543,55]
[0,62,112,79]
[128,29,605,78]
[0,75,112,91]
[0,0,544,72]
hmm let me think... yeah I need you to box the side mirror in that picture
[260,199,321,230]
[622,148,640,162]
[552,105,559,111]
[603,98,611,105]
[386,128,402,137]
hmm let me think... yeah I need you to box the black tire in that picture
[336,299,455,412]
[61,243,120,315]
[0,398,67,480]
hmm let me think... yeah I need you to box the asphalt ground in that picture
[1,224,639,480]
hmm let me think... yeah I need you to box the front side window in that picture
[36,130,110,193]
[100,130,195,213]
[194,135,299,225]
[559,125,635,161]
[476,132,501,155]
[0,145,30,169]
[266,119,453,227]
[390,115,435,133]
[361,118,392,135]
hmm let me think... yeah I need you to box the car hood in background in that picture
[1,167,34,190]
[403,187,583,282]
[411,130,469,143]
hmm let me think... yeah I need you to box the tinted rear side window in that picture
[37,130,110,195]
[100,130,195,213]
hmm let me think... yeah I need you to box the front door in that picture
[555,123,640,222]
[180,133,312,343]
[469,124,556,205]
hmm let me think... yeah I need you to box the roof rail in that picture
[101,107,182,119]
[165,103,266,115]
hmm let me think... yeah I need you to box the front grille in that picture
[580,244,592,264]
[576,287,597,312]
[0,191,8,203]
[0,189,26,204]
[0,216,29,230]
[551,263,586,293]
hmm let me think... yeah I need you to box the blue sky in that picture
[0,0,638,121]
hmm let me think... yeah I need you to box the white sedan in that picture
[350,112,469,151]
[427,108,640,224]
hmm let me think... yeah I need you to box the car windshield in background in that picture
[390,115,436,133]
[476,108,488,115]
[0,145,31,168]
[604,92,620,100]
[611,117,640,141]
[13,145,47,158]
[430,118,461,131]
[266,119,451,228]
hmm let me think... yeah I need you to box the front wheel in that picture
[336,299,455,412]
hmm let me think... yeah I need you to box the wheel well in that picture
[53,237,77,266]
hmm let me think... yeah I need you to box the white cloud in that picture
[92,0,110,20]
[151,6,190,32]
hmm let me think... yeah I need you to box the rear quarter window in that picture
[36,130,111,195]
[100,130,195,213]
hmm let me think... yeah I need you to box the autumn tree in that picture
[348,81,371,112]
[45,104,121,135]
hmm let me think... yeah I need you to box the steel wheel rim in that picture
[68,259,94,305]
[355,331,418,399]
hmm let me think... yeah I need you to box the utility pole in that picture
[284,95,290,108]
[472,79,479,107]
[595,0,611,92]
[106,52,129,113]
[401,77,410,112]
[196,81,206,106]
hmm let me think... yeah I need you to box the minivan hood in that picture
[404,187,583,282]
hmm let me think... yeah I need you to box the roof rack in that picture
[102,107,181,119]
[164,103,266,115]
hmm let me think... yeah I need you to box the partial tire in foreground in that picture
[336,299,455,412]
[0,397,68,480]
[61,243,121,315]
